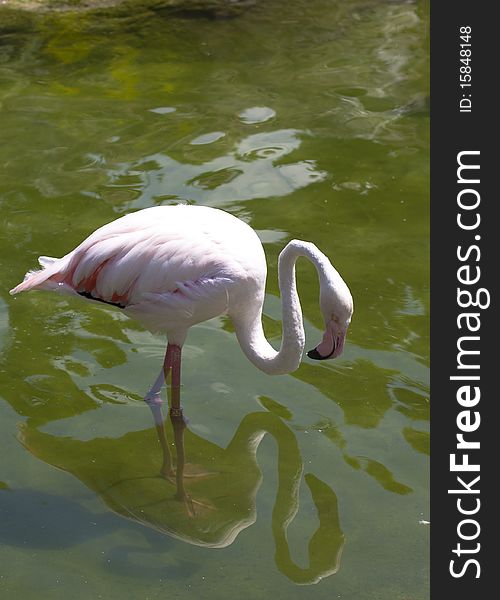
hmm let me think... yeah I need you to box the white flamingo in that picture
[10,205,353,420]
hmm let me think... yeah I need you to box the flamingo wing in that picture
[11,207,243,323]
[10,205,266,337]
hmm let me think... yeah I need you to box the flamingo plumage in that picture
[10,205,353,420]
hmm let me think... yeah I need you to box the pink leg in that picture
[144,343,175,426]
[164,343,175,378]
[169,345,183,420]
[167,345,190,509]
[170,345,182,389]
[144,343,178,478]
[147,344,190,505]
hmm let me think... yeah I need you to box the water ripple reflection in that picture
[105,128,326,210]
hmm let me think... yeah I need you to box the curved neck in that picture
[233,240,334,375]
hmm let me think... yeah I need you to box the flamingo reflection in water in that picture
[20,410,344,585]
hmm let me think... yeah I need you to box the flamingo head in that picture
[307,279,353,361]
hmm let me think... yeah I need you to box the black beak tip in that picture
[307,348,324,360]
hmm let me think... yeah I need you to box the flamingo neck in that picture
[233,240,333,375]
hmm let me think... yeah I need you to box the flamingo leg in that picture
[145,344,199,513]
[144,343,176,477]
[166,346,194,512]
[144,343,175,424]
[169,345,183,420]
[144,343,188,490]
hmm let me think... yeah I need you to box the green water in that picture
[0,1,429,598]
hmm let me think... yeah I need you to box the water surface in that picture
[0,1,429,598]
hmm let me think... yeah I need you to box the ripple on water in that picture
[189,131,226,145]
[103,128,326,209]
[149,107,176,114]
[238,106,276,124]
[236,129,302,160]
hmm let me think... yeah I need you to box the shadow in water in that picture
[19,404,344,585]
[0,485,118,549]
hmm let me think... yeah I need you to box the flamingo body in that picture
[10,205,353,382]
[11,206,266,347]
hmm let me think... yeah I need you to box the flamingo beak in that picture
[307,321,346,361]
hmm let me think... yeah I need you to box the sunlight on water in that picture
[0,1,429,598]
